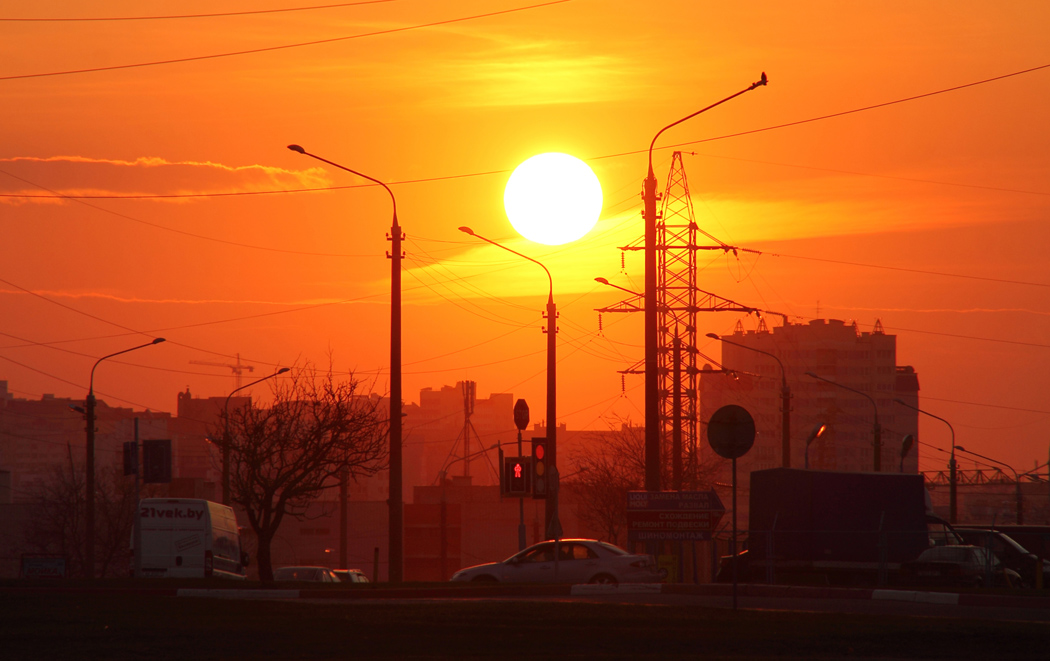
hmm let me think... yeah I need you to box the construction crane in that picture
[189,353,255,390]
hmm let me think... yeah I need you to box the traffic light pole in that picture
[513,399,530,551]
[517,427,526,551]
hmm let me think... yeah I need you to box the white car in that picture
[334,569,370,584]
[450,539,665,586]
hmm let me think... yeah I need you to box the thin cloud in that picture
[805,304,1050,317]
[0,288,349,307]
[0,155,328,203]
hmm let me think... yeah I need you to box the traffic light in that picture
[503,456,532,496]
[531,437,547,499]
[142,439,172,484]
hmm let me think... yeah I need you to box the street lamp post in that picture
[900,434,915,473]
[84,337,166,578]
[223,367,290,504]
[287,144,405,583]
[642,73,767,492]
[805,372,881,471]
[955,446,1024,525]
[460,226,561,539]
[894,399,957,523]
[708,332,791,468]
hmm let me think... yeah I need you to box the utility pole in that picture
[641,74,767,491]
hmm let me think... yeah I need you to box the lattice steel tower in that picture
[657,152,699,488]
[599,152,757,489]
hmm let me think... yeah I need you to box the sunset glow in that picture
[0,0,1048,476]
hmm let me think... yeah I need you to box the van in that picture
[136,498,248,579]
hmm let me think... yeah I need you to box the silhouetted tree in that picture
[568,421,645,547]
[217,366,387,582]
[568,416,721,547]
[26,460,139,578]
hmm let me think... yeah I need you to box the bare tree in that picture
[26,460,139,578]
[568,421,645,546]
[217,366,387,581]
[568,416,721,547]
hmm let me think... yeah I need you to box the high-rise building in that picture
[700,319,919,477]
[0,381,172,503]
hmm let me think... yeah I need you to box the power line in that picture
[690,151,1050,199]
[881,324,1050,350]
[0,0,573,81]
[765,252,1050,289]
[669,63,1050,148]
[5,62,1048,201]
[920,395,1050,416]
[0,1,396,21]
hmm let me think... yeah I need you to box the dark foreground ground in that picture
[2,586,1048,660]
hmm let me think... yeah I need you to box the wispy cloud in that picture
[432,43,645,108]
[0,155,328,203]
[0,287,352,307]
[801,304,1050,317]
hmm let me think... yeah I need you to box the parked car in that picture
[956,526,1050,588]
[970,526,1050,561]
[273,566,341,583]
[333,569,370,584]
[450,539,665,586]
[900,545,1020,588]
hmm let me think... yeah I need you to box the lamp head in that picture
[955,445,966,452]
[705,332,719,340]
[806,423,826,445]
[458,226,475,236]
[277,367,290,375]
[151,337,166,345]
[901,434,915,458]
[804,371,818,378]
[287,144,306,154]
[594,277,609,285]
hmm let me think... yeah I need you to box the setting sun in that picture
[503,152,603,245]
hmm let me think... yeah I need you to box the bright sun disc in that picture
[504,152,603,245]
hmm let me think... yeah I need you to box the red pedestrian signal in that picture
[503,456,532,496]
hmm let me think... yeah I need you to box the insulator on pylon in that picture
[621,374,625,394]
[620,252,626,272]
[598,313,603,333]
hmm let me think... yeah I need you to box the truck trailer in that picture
[728,468,958,586]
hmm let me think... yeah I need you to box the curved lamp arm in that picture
[90,337,166,394]
[287,144,398,225]
[459,226,553,303]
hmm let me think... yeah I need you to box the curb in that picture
[7,582,1049,610]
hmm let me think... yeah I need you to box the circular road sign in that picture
[707,404,756,459]
[513,399,530,431]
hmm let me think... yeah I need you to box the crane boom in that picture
[189,353,255,390]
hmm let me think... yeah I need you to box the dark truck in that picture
[724,468,958,586]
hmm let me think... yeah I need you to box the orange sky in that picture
[2,0,1049,474]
